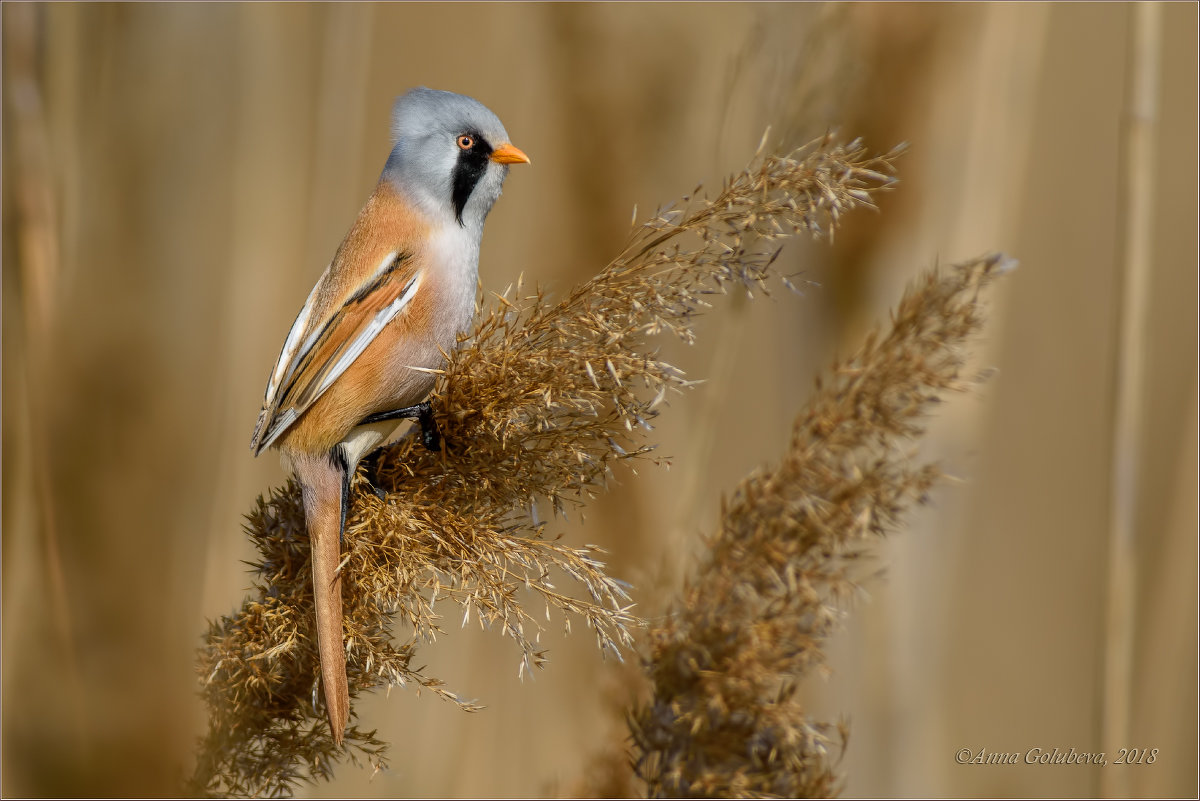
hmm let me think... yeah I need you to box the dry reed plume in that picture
[629,252,1014,798]
[189,135,1010,797]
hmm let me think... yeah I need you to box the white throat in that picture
[430,221,482,342]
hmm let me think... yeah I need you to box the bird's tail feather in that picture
[294,451,351,745]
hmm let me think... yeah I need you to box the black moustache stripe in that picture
[450,133,492,225]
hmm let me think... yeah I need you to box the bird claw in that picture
[358,447,391,499]
[414,402,443,452]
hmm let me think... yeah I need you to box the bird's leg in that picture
[359,401,442,452]
[336,449,351,550]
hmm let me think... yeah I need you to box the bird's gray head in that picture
[383,88,528,233]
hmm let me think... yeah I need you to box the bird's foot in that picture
[414,402,442,452]
[359,447,390,500]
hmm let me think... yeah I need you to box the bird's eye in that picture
[456,134,474,151]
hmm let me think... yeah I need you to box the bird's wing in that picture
[250,250,422,454]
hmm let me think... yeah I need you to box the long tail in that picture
[293,450,351,745]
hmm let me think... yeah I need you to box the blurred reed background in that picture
[2,2,1195,797]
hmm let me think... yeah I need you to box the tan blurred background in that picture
[3,2,1196,797]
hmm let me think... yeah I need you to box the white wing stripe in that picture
[313,271,423,401]
[284,251,399,394]
[259,409,297,453]
[265,274,323,406]
[370,250,400,282]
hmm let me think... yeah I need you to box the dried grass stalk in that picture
[629,253,1016,798]
[189,136,902,797]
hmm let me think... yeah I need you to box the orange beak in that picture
[490,143,531,165]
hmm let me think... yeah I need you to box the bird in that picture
[249,87,529,744]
